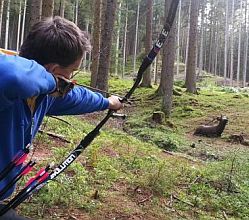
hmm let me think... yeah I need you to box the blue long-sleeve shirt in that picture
[0,54,109,199]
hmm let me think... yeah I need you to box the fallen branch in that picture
[162,150,174,155]
[172,194,195,207]
[162,150,201,163]
[48,116,72,126]
[222,211,228,220]
[38,129,71,143]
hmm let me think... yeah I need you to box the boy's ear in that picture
[44,63,60,74]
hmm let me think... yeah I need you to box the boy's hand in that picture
[108,95,123,110]
[50,75,75,97]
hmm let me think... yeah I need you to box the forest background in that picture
[1,0,249,219]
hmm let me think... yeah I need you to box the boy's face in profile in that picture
[44,57,83,80]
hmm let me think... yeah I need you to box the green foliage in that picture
[174,80,186,88]
[127,126,181,151]
[133,159,195,196]
[186,155,249,218]
[73,72,91,85]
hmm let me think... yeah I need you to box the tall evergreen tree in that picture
[224,0,229,82]
[243,0,248,87]
[4,0,9,49]
[185,0,200,93]
[42,0,54,18]
[0,0,4,43]
[158,0,177,116]
[140,0,153,87]
[90,0,101,88]
[96,0,117,92]
[30,0,42,29]
[59,0,65,18]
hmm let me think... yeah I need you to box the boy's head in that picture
[19,16,91,78]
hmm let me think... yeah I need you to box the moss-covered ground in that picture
[15,73,249,219]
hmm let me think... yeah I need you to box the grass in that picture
[13,72,249,219]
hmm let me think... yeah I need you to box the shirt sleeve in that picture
[0,55,56,111]
[47,86,110,116]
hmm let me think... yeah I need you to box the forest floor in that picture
[15,73,249,220]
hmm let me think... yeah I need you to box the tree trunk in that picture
[208,7,214,74]
[87,25,92,72]
[20,0,27,46]
[159,0,177,117]
[16,0,22,50]
[154,52,160,85]
[203,25,207,71]
[115,1,122,76]
[211,16,217,75]
[185,0,199,93]
[184,3,191,77]
[83,21,90,72]
[9,10,17,49]
[176,0,182,76]
[96,0,117,93]
[122,3,128,78]
[230,0,235,86]
[133,1,140,76]
[224,0,229,83]
[42,0,54,18]
[30,0,42,29]
[74,0,79,25]
[59,0,65,18]
[214,33,219,76]
[4,0,9,49]
[198,2,205,78]
[90,0,101,88]
[236,0,243,87]
[243,0,248,87]
[140,0,153,88]
[0,0,4,42]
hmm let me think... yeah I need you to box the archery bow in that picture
[0,0,179,215]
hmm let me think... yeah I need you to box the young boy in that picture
[0,16,122,219]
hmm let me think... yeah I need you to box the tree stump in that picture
[152,111,165,124]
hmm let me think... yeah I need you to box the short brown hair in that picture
[20,16,91,67]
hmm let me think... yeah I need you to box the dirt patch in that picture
[92,181,166,220]
[30,135,68,161]
[100,147,120,158]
